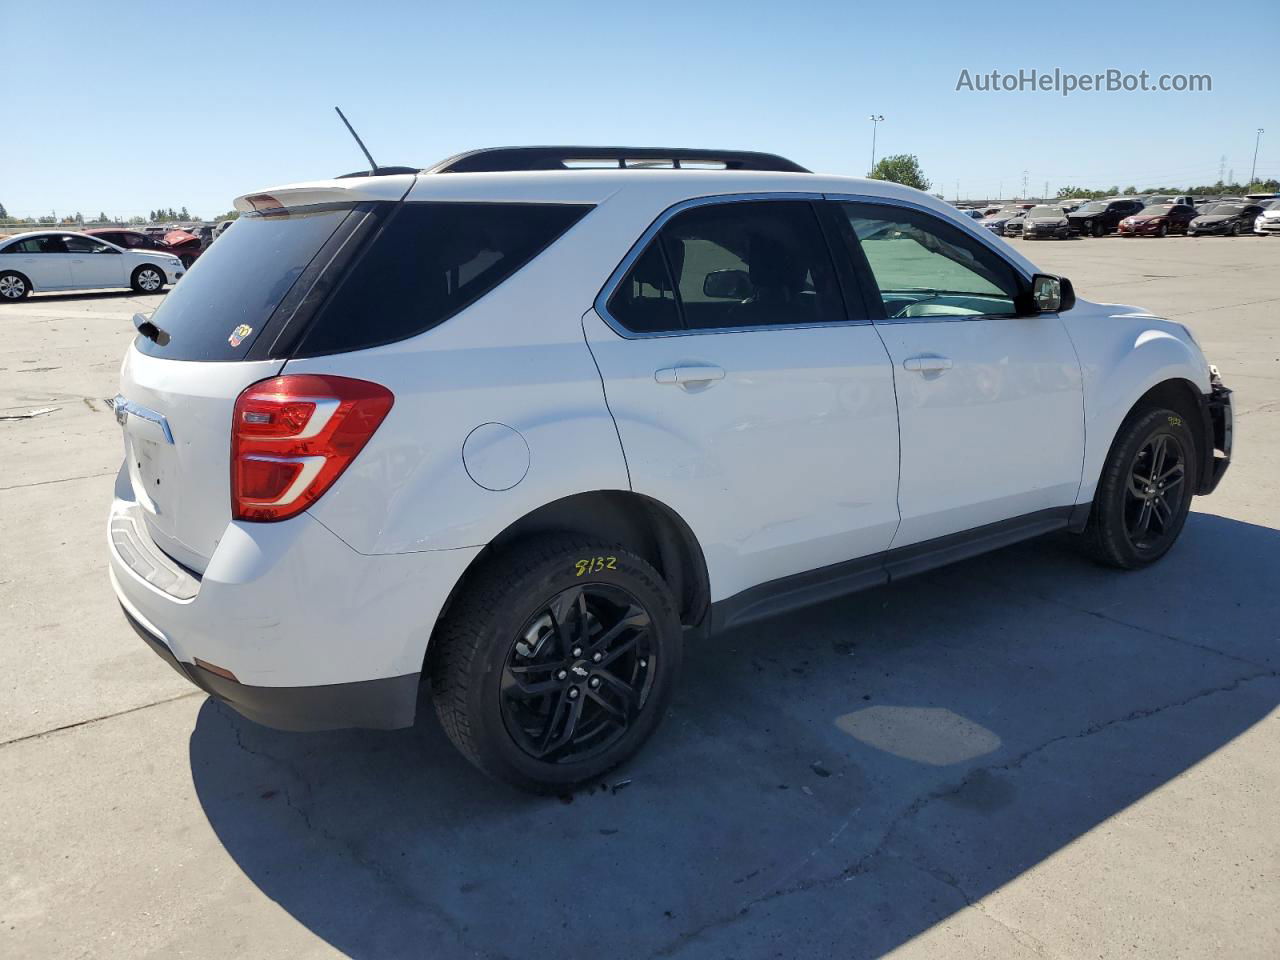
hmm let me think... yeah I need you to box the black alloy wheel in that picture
[501,583,654,764]
[1122,432,1188,554]
[1080,407,1198,569]
[430,538,682,791]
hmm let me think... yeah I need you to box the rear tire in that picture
[430,537,683,792]
[0,270,31,301]
[1081,408,1198,569]
[130,265,165,293]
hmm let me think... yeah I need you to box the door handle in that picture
[903,355,953,374]
[71,259,85,263]
[655,364,726,386]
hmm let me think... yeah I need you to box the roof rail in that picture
[335,166,421,179]
[423,146,811,174]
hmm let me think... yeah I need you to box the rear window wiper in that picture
[133,313,170,346]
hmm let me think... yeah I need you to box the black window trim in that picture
[595,192,870,339]
[822,192,1034,326]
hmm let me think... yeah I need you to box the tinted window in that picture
[838,202,1021,319]
[295,202,591,356]
[135,205,356,361]
[606,242,680,333]
[63,235,113,254]
[2,238,48,254]
[608,200,844,333]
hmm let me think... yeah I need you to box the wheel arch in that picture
[1083,376,1208,508]
[0,267,34,294]
[427,490,711,665]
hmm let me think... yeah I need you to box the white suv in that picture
[107,147,1233,791]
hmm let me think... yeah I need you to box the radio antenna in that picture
[334,106,378,175]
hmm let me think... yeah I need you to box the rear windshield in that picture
[292,201,592,357]
[134,205,354,361]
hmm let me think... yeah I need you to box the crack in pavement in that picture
[218,706,476,955]
[904,854,1057,959]
[653,669,1278,957]
[0,470,115,492]
[0,690,203,747]
[958,569,1275,671]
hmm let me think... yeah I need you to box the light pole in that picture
[1250,128,1265,189]
[869,115,884,174]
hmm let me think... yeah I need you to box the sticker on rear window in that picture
[228,324,252,347]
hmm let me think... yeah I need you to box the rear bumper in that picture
[107,467,482,731]
[119,601,419,730]
[1196,377,1233,495]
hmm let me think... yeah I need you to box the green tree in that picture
[96,211,108,223]
[867,153,931,191]
[0,201,8,219]
[213,210,240,222]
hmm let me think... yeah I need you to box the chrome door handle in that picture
[655,364,726,386]
[72,259,85,263]
[903,355,952,374]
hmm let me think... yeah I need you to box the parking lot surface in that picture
[2,236,1277,959]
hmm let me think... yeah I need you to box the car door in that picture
[583,197,901,605]
[63,235,125,289]
[828,198,1084,550]
[2,235,73,289]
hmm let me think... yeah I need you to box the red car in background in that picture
[84,228,204,267]
[1116,204,1197,237]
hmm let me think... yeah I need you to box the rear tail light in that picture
[231,375,394,522]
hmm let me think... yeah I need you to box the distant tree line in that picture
[0,203,245,228]
[1056,179,1280,200]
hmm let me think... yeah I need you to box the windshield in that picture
[134,204,355,361]
[1028,206,1064,218]
[1138,205,1172,216]
[1210,204,1244,215]
[1076,201,1108,213]
[986,207,1021,218]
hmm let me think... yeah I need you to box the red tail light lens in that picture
[231,374,394,522]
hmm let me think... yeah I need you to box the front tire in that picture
[0,270,31,301]
[430,537,683,792]
[1157,223,1168,237]
[130,265,165,293]
[1091,220,1105,237]
[1228,222,1240,236]
[1082,408,1198,569]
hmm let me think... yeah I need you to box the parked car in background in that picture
[981,206,1026,233]
[1003,212,1029,237]
[1020,205,1072,239]
[1188,203,1265,236]
[1252,199,1280,235]
[85,228,203,268]
[213,219,235,239]
[1145,195,1195,207]
[1068,198,1144,236]
[1117,203,1198,237]
[0,230,183,299]
[104,146,1232,790]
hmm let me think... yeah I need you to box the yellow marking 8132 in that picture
[574,556,617,577]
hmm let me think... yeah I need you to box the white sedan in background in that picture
[1253,199,1280,236]
[0,230,184,301]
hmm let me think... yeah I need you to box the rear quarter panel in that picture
[287,201,641,556]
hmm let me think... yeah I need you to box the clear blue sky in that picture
[4,0,1276,218]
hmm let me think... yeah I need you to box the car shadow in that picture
[189,512,1279,959]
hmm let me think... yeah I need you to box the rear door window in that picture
[293,202,592,356]
[606,200,846,334]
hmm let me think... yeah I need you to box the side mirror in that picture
[1022,273,1074,314]
[703,268,751,300]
